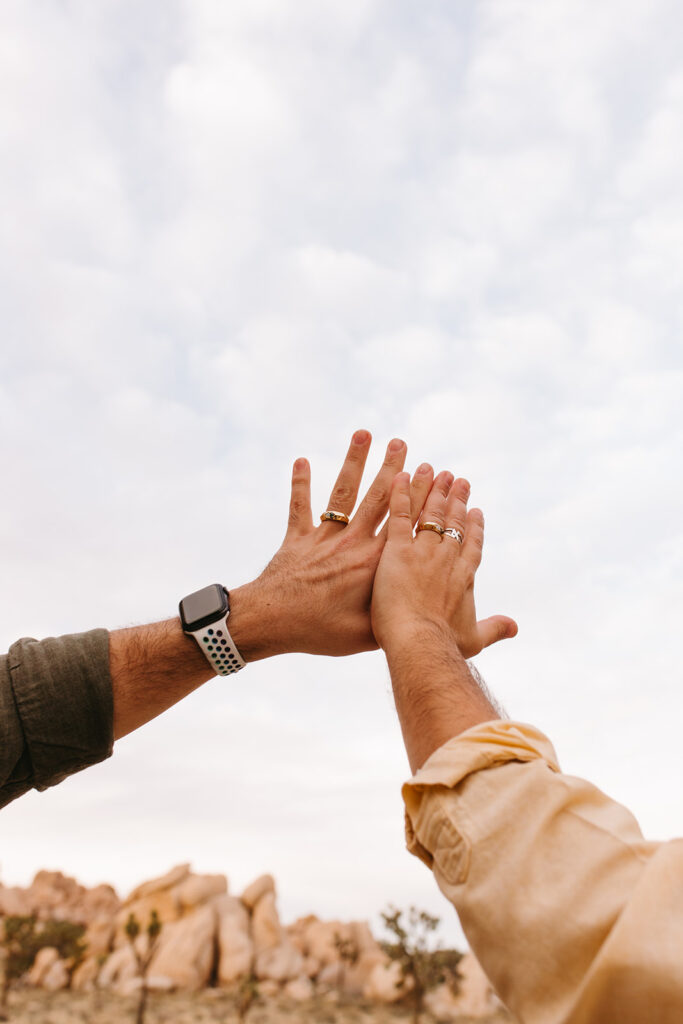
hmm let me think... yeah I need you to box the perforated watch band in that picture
[190,615,245,676]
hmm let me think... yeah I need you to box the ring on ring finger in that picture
[320,510,350,525]
[443,527,464,543]
[417,521,445,537]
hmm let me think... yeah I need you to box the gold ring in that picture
[320,510,350,525]
[417,521,445,536]
[443,527,464,543]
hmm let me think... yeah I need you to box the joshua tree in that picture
[234,971,260,1023]
[381,905,462,1024]
[124,910,162,1024]
[0,914,85,1020]
[333,931,359,997]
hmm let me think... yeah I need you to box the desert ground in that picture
[2,990,513,1024]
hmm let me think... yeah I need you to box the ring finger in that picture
[442,477,470,549]
[320,429,372,529]
[416,471,454,541]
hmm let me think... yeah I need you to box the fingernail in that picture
[294,458,307,471]
[389,438,404,452]
[443,471,454,487]
[353,429,370,445]
[463,479,471,497]
[417,462,432,475]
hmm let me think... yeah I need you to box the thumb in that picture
[477,615,518,650]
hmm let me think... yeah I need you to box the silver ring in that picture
[443,527,464,543]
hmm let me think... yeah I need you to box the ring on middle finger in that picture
[417,521,445,536]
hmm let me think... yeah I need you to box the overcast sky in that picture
[2,0,683,948]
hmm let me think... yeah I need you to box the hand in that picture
[371,471,518,658]
[229,431,438,659]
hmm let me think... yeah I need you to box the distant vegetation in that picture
[0,915,85,1020]
[124,910,162,1024]
[381,906,463,1024]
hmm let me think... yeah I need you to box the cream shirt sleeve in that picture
[402,720,683,1024]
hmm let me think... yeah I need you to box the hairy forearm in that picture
[109,584,282,740]
[110,618,211,739]
[384,622,500,773]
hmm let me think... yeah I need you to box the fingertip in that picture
[506,618,519,638]
[415,462,433,477]
[469,507,484,525]
[293,457,309,473]
[353,429,371,446]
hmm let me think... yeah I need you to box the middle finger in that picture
[416,471,454,541]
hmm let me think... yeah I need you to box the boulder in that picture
[115,889,181,944]
[255,940,304,982]
[240,874,275,911]
[175,874,227,911]
[42,958,70,992]
[302,956,321,978]
[83,916,115,958]
[71,956,100,991]
[258,978,281,998]
[283,975,314,1001]
[363,960,404,1003]
[302,919,350,965]
[148,904,217,990]
[98,944,138,989]
[0,885,30,917]
[215,895,253,985]
[125,864,191,903]
[251,892,282,953]
[28,947,60,986]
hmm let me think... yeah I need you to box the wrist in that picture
[227,581,287,663]
[376,615,456,657]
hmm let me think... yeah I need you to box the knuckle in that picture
[331,481,355,505]
[364,483,390,509]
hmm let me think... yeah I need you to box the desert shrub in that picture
[381,906,463,1024]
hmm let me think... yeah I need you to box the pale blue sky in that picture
[1,0,683,947]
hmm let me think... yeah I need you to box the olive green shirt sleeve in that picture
[0,629,114,809]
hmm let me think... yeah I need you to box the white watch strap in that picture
[191,614,245,676]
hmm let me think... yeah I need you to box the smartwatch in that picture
[179,584,245,677]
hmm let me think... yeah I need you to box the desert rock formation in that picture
[0,866,499,1019]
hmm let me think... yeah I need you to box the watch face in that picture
[180,584,228,632]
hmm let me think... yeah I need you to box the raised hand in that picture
[371,471,518,658]
[229,431,437,659]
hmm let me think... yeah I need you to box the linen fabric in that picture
[403,720,683,1024]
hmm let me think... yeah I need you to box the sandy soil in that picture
[1,990,513,1024]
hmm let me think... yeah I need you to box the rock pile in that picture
[0,865,498,1019]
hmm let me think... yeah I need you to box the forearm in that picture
[384,622,500,773]
[110,583,284,739]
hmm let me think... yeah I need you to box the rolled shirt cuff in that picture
[402,720,561,869]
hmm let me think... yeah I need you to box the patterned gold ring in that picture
[320,510,350,525]
[417,521,445,536]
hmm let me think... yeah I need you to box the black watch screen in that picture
[179,584,229,633]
